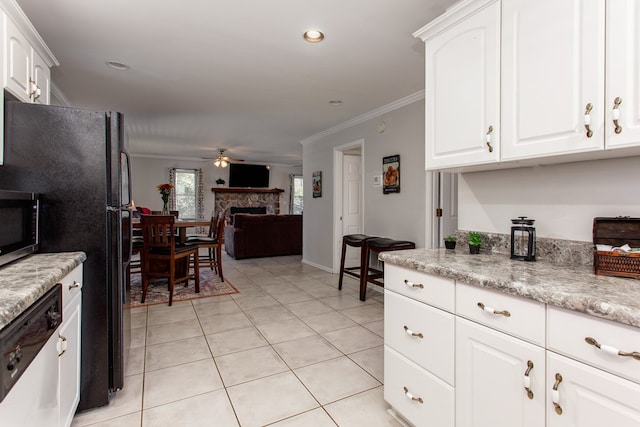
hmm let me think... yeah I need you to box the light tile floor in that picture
[72,254,404,427]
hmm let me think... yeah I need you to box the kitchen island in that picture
[380,248,640,427]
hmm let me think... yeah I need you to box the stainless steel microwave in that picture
[0,190,39,267]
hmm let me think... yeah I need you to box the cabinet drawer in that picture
[547,306,640,384]
[456,282,545,346]
[385,264,454,312]
[385,290,455,385]
[59,265,83,312]
[384,346,454,427]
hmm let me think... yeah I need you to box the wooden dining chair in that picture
[140,215,199,306]
[187,212,225,280]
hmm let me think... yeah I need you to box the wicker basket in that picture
[593,250,640,279]
[593,217,640,279]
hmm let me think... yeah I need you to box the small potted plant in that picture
[468,231,482,254]
[215,178,225,186]
[444,235,457,250]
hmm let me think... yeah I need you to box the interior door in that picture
[342,154,363,266]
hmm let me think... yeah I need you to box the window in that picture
[174,169,197,219]
[291,175,303,214]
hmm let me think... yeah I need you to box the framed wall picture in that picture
[383,155,400,194]
[312,171,322,198]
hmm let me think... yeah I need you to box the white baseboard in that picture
[301,258,333,273]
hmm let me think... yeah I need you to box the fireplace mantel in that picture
[212,188,284,218]
[211,187,284,194]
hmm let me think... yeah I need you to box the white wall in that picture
[458,156,640,241]
[129,156,301,216]
[302,101,426,270]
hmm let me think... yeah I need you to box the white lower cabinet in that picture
[456,317,546,427]
[58,292,81,427]
[546,352,640,427]
[384,264,640,427]
[56,264,83,427]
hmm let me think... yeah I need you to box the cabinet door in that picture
[456,317,545,427]
[5,17,32,103]
[424,1,500,170]
[58,294,81,427]
[547,352,640,427]
[32,50,50,105]
[501,0,605,160]
[605,0,640,149]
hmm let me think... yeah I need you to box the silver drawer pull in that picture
[403,279,424,289]
[585,337,640,360]
[68,281,81,290]
[477,302,511,317]
[403,386,424,404]
[403,325,424,339]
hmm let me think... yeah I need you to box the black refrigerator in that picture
[0,94,132,411]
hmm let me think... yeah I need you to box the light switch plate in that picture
[373,175,382,186]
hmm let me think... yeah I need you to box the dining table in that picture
[132,218,211,244]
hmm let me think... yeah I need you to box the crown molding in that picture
[300,90,424,146]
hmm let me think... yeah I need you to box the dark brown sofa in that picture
[224,214,302,259]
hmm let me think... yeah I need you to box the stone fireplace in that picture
[211,188,284,221]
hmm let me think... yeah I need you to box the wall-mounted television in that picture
[228,163,270,188]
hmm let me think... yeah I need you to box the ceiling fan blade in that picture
[222,156,244,162]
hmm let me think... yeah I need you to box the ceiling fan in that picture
[203,149,244,168]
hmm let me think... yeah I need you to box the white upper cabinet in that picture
[416,0,500,170]
[416,0,640,172]
[605,0,640,150]
[4,13,52,104]
[501,0,605,161]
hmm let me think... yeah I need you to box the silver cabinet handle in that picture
[523,360,534,399]
[403,325,423,339]
[585,337,640,360]
[403,386,424,404]
[612,97,622,134]
[477,302,511,317]
[486,125,494,152]
[68,281,81,290]
[584,103,593,138]
[403,279,424,289]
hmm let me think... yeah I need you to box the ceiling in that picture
[15,0,455,166]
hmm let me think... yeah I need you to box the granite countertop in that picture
[379,248,640,328]
[0,252,86,330]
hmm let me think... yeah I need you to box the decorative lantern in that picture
[510,217,536,261]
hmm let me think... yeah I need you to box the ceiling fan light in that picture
[220,160,228,168]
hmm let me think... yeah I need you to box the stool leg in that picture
[338,239,348,290]
[360,244,370,301]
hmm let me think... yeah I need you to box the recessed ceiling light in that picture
[303,29,325,43]
[329,100,342,104]
[106,60,130,70]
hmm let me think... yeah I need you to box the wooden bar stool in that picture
[338,234,377,291]
[360,237,415,301]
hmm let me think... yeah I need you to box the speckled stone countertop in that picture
[0,252,86,330]
[379,249,640,329]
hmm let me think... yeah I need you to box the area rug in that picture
[129,268,239,307]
